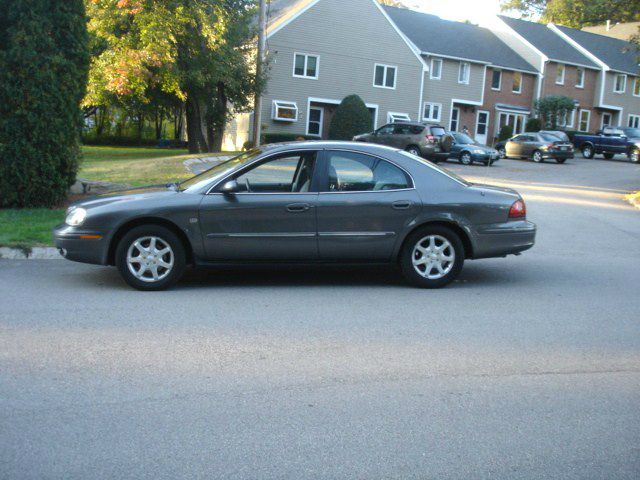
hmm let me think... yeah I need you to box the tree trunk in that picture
[186,96,208,153]
[154,107,164,140]
[173,104,184,141]
[211,82,227,152]
[136,111,144,140]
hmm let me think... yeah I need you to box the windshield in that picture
[623,128,640,138]
[179,150,262,191]
[398,150,470,186]
[454,133,475,144]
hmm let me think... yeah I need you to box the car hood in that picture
[69,185,179,210]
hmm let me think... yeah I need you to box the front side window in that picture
[491,69,501,90]
[293,53,319,79]
[614,74,626,93]
[430,58,442,79]
[512,72,522,93]
[324,151,410,192]
[272,100,298,122]
[556,64,565,85]
[423,102,441,122]
[576,67,585,88]
[458,62,470,84]
[374,64,397,89]
[235,152,317,193]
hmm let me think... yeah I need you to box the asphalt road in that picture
[1,155,639,479]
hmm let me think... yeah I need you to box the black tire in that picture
[532,150,544,163]
[582,144,595,159]
[400,225,465,289]
[405,145,421,157]
[115,224,186,291]
[460,152,472,165]
[630,148,640,163]
[603,153,615,160]
[497,147,506,159]
[555,158,566,164]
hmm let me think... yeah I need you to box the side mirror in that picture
[220,179,240,194]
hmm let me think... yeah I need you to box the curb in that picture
[626,192,640,209]
[0,247,61,260]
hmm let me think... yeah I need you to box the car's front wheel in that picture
[400,226,464,289]
[460,152,473,165]
[497,147,506,159]
[115,225,186,291]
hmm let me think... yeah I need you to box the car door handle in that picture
[286,203,311,213]
[392,201,413,210]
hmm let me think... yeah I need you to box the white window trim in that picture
[575,68,585,89]
[430,58,442,80]
[458,62,470,85]
[422,102,442,122]
[306,106,324,137]
[491,69,502,91]
[512,72,522,94]
[614,74,627,94]
[601,112,613,130]
[271,100,298,122]
[556,64,565,85]
[373,63,397,90]
[566,109,575,128]
[632,77,639,97]
[578,109,591,132]
[292,52,319,80]
[387,112,411,123]
[628,114,640,128]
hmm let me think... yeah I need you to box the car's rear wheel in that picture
[460,152,472,165]
[582,145,594,159]
[115,225,186,291]
[603,153,615,160]
[405,145,421,157]
[532,150,543,163]
[400,226,464,289]
[498,147,506,159]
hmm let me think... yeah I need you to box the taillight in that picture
[509,199,526,218]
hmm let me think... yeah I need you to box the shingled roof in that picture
[498,16,599,69]
[554,25,640,76]
[384,7,537,73]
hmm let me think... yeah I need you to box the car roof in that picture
[260,140,403,154]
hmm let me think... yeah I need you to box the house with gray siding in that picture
[384,7,539,144]
[255,0,426,142]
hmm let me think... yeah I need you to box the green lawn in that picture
[0,208,65,249]
[0,146,238,249]
[79,146,205,187]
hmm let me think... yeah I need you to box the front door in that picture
[198,151,320,261]
[316,149,421,260]
[506,134,523,157]
[475,110,489,144]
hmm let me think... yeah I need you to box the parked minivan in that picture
[354,122,449,162]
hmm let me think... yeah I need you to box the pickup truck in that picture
[573,127,640,162]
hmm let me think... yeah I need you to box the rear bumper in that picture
[53,224,109,265]
[472,220,536,259]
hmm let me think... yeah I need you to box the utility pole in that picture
[252,0,267,147]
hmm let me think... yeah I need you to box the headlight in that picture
[472,149,485,154]
[65,207,87,226]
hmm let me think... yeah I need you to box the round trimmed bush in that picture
[328,95,372,141]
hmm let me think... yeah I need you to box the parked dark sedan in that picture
[445,132,499,166]
[503,132,574,163]
[54,142,536,290]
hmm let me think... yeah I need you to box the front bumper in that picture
[470,152,499,163]
[53,224,109,265]
[472,220,536,259]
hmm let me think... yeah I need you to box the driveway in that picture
[1,157,639,479]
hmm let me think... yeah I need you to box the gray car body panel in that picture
[54,141,535,267]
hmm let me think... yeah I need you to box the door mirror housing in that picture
[220,179,240,194]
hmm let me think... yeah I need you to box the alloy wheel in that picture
[126,236,174,283]
[412,235,455,280]
[406,146,421,156]
[583,146,593,158]
[498,148,506,159]
[532,151,543,163]
[461,153,472,165]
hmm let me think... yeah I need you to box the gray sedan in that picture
[54,141,536,290]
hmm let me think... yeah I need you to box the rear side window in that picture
[324,151,411,192]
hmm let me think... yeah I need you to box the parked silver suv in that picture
[354,122,449,162]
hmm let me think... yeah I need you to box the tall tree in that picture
[0,0,90,208]
[85,0,260,153]
[501,0,640,27]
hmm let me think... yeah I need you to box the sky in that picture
[400,0,521,27]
